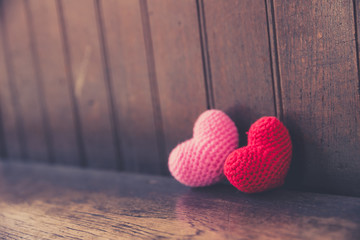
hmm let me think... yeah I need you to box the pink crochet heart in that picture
[168,110,239,187]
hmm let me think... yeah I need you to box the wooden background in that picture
[0,0,359,197]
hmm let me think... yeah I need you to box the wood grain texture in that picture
[145,0,207,166]
[1,0,49,162]
[27,0,80,165]
[203,0,276,146]
[274,0,360,196]
[99,0,161,174]
[0,74,5,158]
[0,0,360,199]
[0,162,359,239]
[59,0,118,169]
[0,11,22,159]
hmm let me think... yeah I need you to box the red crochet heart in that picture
[224,117,292,193]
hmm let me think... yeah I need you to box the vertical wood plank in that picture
[196,0,214,110]
[0,104,5,158]
[0,33,5,158]
[99,0,160,173]
[0,15,19,159]
[203,0,276,145]
[1,0,49,162]
[275,0,360,196]
[59,0,118,169]
[0,16,8,159]
[265,0,283,120]
[26,0,80,165]
[144,0,207,171]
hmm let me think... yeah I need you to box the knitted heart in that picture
[168,110,238,187]
[224,117,292,193]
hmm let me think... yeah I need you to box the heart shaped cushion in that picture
[168,110,238,187]
[224,117,292,193]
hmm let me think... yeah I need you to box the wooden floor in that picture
[0,162,359,239]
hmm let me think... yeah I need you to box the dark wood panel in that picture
[0,162,359,239]
[265,0,283,120]
[59,0,118,169]
[0,86,5,158]
[203,0,276,146]
[145,0,207,167]
[274,0,360,196]
[1,0,49,162]
[0,12,22,159]
[0,0,359,198]
[99,0,160,174]
[27,0,80,165]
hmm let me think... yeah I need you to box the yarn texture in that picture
[168,110,238,187]
[224,117,292,193]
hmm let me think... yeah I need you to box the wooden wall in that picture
[0,0,359,197]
